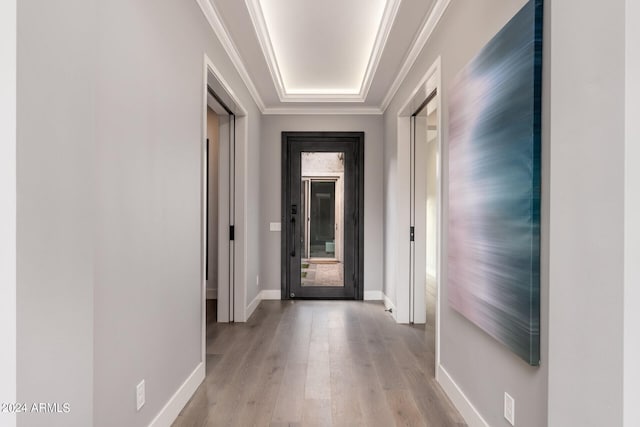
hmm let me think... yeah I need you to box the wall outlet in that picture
[256,275,260,287]
[136,380,145,411]
[504,392,515,425]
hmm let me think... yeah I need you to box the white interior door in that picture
[410,90,440,325]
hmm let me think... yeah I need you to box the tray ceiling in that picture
[198,0,450,114]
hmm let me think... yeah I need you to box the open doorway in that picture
[201,55,251,368]
[205,79,236,324]
[396,58,442,373]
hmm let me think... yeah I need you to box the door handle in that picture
[290,216,296,258]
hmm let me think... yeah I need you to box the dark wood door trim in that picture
[281,132,365,300]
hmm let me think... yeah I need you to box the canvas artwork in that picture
[448,0,543,365]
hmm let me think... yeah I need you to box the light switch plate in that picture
[269,222,281,232]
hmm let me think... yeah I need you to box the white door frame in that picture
[201,54,250,364]
[302,175,344,262]
[396,57,442,370]
[410,91,440,326]
[213,111,234,324]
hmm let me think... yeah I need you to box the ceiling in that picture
[198,0,451,114]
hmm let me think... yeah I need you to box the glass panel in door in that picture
[300,152,344,288]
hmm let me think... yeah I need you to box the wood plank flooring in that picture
[173,300,466,427]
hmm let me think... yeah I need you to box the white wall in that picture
[547,1,625,426]
[17,0,96,425]
[384,1,634,425]
[625,0,640,425]
[0,1,17,426]
[243,104,263,310]
[259,115,384,298]
[383,104,398,307]
[16,0,261,425]
[383,1,549,425]
[93,0,261,425]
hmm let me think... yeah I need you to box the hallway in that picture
[173,301,465,426]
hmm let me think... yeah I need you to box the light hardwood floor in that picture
[173,300,466,427]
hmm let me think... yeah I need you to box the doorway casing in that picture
[200,54,250,365]
[395,57,443,372]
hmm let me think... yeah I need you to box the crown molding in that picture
[196,0,266,112]
[262,106,383,116]
[359,0,402,102]
[197,0,451,115]
[380,0,451,111]
[245,0,287,101]
[245,0,401,103]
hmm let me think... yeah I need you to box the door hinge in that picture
[410,226,415,242]
[229,225,235,241]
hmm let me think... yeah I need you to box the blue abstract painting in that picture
[448,0,542,365]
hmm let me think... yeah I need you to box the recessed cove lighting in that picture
[286,88,361,96]
[248,0,399,101]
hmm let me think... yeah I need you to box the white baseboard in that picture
[261,290,281,300]
[149,362,205,427]
[206,289,217,300]
[383,293,397,321]
[246,290,281,320]
[246,292,262,320]
[437,364,489,427]
[364,290,383,300]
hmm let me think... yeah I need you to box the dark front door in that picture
[282,132,364,299]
